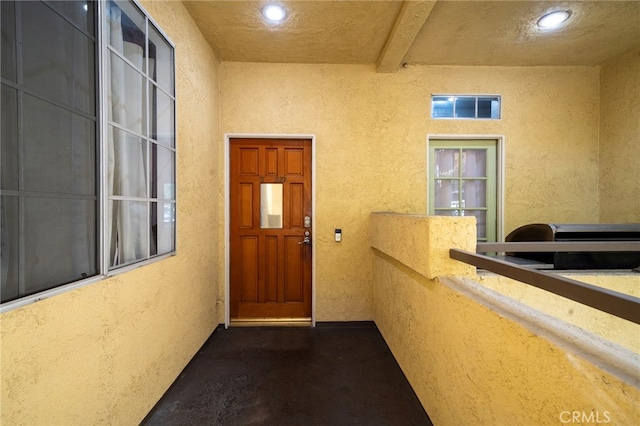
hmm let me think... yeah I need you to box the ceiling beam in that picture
[376,0,437,73]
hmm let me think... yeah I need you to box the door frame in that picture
[426,134,505,241]
[224,134,317,328]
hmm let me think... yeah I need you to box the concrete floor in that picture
[142,322,432,425]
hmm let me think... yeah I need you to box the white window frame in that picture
[0,0,176,312]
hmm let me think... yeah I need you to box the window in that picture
[428,140,499,242]
[106,0,176,267]
[0,0,175,307]
[432,95,501,119]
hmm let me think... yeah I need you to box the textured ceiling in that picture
[183,0,640,72]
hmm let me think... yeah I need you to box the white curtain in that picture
[108,4,147,266]
[463,149,486,209]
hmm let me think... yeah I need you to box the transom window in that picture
[0,0,176,307]
[432,95,501,119]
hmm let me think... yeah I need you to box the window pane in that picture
[434,210,460,217]
[109,51,147,135]
[1,196,20,303]
[434,180,459,209]
[150,201,175,256]
[49,1,95,34]
[24,197,98,294]
[109,200,148,266]
[454,97,475,118]
[434,149,459,177]
[149,25,174,95]
[461,180,487,208]
[1,1,17,82]
[463,210,487,238]
[1,85,19,190]
[462,149,486,177]
[23,94,96,196]
[109,127,148,197]
[108,0,147,75]
[22,1,95,114]
[432,96,453,118]
[478,97,500,119]
[260,184,283,229]
[152,84,175,148]
[151,144,174,200]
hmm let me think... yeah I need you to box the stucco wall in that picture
[220,63,601,320]
[371,214,640,426]
[478,271,640,353]
[599,50,640,222]
[0,2,222,424]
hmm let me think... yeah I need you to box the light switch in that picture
[335,229,342,242]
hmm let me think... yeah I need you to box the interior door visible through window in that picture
[428,140,498,242]
[229,138,312,320]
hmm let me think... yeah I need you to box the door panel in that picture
[230,138,312,319]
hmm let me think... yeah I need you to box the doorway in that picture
[428,138,503,242]
[228,137,313,324]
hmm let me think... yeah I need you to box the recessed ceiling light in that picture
[262,4,287,24]
[537,10,571,29]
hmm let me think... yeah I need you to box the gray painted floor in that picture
[142,322,432,426]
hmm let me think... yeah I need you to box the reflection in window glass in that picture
[1,1,17,82]
[454,97,475,118]
[1,85,19,190]
[431,96,453,118]
[1,1,99,305]
[22,0,95,114]
[25,197,97,293]
[23,94,96,195]
[1,0,175,305]
[431,95,500,119]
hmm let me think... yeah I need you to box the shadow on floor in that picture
[142,321,432,426]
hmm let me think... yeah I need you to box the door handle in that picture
[298,236,311,245]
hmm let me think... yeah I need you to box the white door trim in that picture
[426,134,506,241]
[224,134,317,328]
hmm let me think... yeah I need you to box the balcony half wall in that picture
[370,212,640,426]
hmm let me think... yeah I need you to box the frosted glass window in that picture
[260,184,284,229]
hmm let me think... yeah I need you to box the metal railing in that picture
[449,242,640,325]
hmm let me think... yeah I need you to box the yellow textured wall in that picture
[600,50,640,222]
[478,272,640,353]
[221,63,600,320]
[371,214,640,425]
[0,1,222,424]
[370,213,476,279]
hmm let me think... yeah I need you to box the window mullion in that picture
[98,0,110,276]
[15,1,26,297]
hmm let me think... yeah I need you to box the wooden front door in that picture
[230,138,312,319]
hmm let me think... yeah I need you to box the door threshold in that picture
[230,318,312,327]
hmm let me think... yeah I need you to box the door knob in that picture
[298,236,311,245]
